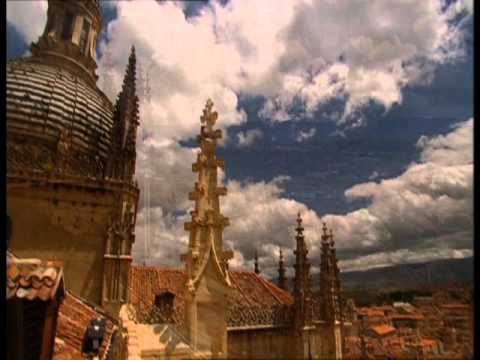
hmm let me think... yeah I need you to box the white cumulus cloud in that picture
[237,129,263,147]
[296,128,316,142]
[7,0,47,46]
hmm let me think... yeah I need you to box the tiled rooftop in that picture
[440,304,469,310]
[391,314,425,321]
[357,308,385,317]
[128,266,294,327]
[369,324,396,336]
[7,254,64,301]
[54,291,118,359]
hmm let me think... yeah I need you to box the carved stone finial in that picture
[200,98,218,129]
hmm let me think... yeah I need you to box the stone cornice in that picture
[8,170,139,196]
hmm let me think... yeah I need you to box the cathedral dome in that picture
[7,58,114,176]
[7,0,114,178]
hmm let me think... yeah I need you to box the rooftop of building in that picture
[7,251,65,301]
[369,324,396,337]
[440,303,470,310]
[357,308,385,317]
[128,265,294,328]
[391,314,425,321]
[54,291,119,359]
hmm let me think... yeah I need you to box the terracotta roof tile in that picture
[391,314,425,320]
[357,308,385,317]
[369,324,396,336]
[440,303,469,310]
[421,339,436,347]
[54,291,117,360]
[7,256,64,302]
[128,266,294,327]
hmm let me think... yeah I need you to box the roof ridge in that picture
[131,265,185,272]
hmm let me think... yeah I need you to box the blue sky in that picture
[7,0,473,274]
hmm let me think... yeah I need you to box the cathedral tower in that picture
[31,0,102,85]
[182,99,233,357]
[7,0,139,312]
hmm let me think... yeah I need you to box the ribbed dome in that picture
[7,58,114,177]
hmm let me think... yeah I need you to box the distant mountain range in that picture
[338,257,473,291]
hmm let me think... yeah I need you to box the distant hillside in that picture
[338,257,473,291]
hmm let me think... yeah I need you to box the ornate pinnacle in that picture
[329,229,335,247]
[200,98,218,130]
[293,213,312,329]
[296,212,304,235]
[122,46,137,91]
[278,247,287,290]
[254,249,260,274]
[321,222,329,242]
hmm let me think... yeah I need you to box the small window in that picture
[154,292,175,322]
[79,19,91,55]
[61,11,75,40]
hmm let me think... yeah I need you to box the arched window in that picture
[79,18,91,55]
[61,11,75,40]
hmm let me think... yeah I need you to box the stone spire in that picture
[106,46,140,182]
[319,223,345,359]
[293,212,312,331]
[278,247,287,290]
[31,0,103,85]
[329,229,343,322]
[182,99,233,356]
[254,249,260,274]
[101,46,139,313]
[319,223,343,323]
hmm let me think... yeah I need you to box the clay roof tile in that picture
[7,256,64,302]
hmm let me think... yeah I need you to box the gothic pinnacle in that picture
[293,212,312,329]
[321,222,329,242]
[254,249,260,274]
[329,229,335,247]
[278,247,287,290]
[122,46,137,91]
[296,212,305,236]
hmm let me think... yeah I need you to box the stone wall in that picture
[7,179,128,305]
[227,326,295,359]
[227,325,337,359]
